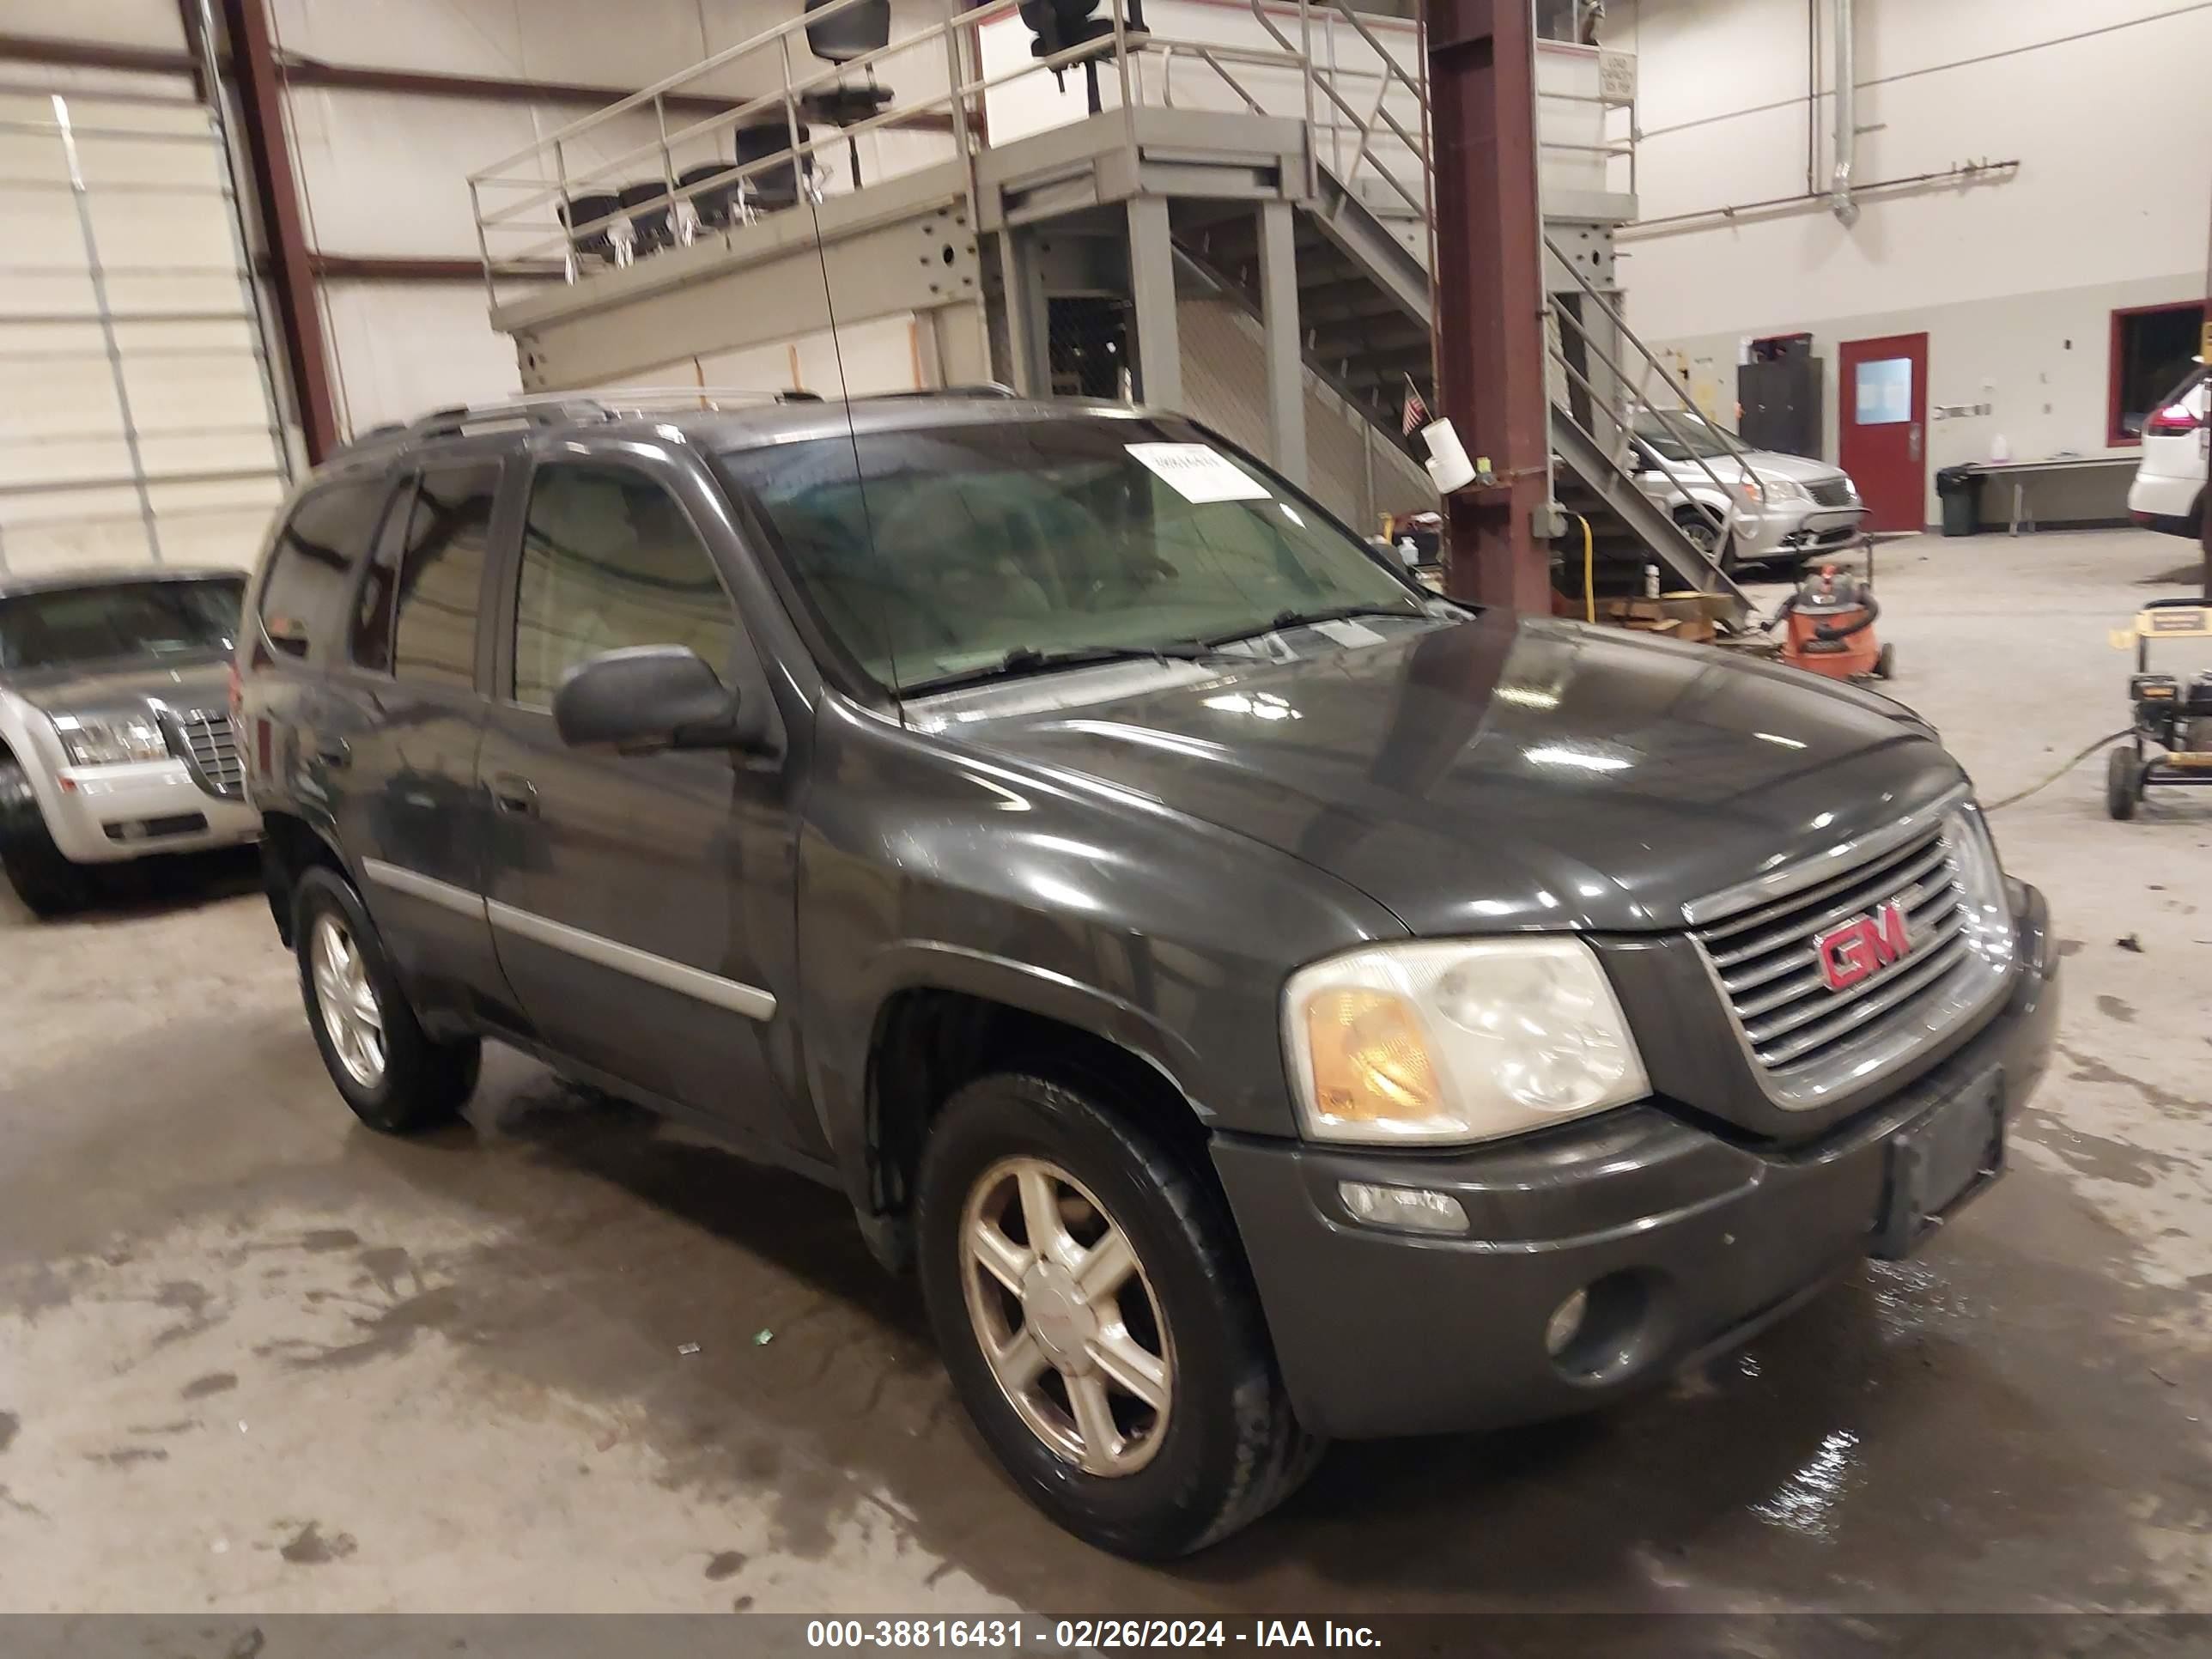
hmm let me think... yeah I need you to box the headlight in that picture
[1731,474,1765,505]
[1760,473,1810,503]
[52,712,169,768]
[1282,939,1649,1145]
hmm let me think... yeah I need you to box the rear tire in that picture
[292,866,479,1133]
[0,759,91,919]
[915,1072,1320,1558]
[2106,745,2143,821]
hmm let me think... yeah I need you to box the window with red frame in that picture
[2110,301,2205,444]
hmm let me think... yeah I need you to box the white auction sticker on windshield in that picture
[1126,442,1271,504]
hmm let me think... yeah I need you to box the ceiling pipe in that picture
[1830,0,1859,225]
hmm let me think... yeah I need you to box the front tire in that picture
[1674,505,1731,572]
[0,759,91,918]
[915,1073,1318,1558]
[292,866,479,1133]
[2106,745,2144,821]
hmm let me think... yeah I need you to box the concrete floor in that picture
[3,526,2211,1614]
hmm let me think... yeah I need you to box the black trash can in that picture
[1935,465,1984,537]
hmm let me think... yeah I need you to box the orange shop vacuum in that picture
[1775,561,1895,682]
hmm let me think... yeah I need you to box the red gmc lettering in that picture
[1816,902,1911,992]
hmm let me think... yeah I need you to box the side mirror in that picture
[553,645,742,754]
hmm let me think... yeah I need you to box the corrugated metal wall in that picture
[0,69,289,577]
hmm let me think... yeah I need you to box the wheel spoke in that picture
[1066,1368,1124,1467]
[348,975,382,1028]
[968,1216,1033,1294]
[989,1325,1050,1393]
[1074,1227,1136,1305]
[1017,1164,1070,1263]
[1090,1326,1170,1413]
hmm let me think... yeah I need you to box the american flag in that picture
[1400,378,1430,437]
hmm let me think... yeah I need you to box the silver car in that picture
[1631,420,1868,571]
[0,568,259,916]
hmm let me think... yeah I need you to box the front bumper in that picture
[38,760,258,863]
[1732,499,1869,558]
[1211,882,2057,1441]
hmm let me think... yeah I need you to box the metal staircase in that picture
[464,0,1753,617]
[1178,159,1753,618]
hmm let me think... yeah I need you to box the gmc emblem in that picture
[1816,901,1911,992]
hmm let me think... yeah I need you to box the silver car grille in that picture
[1690,805,2014,1109]
[1807,478,1855,507]
[170,711,245,800]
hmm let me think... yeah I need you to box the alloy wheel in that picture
[958,1155,1174,1477]
[312,913,386,1089]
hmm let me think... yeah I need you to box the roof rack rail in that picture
[325,383,1024,461]
[870,383,1020,400]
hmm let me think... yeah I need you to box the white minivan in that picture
[2129,368,2208,540]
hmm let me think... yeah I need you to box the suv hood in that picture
[5,652,232,718]
[967,614,1960,935]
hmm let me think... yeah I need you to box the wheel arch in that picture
[851,955,1218,1267]
[258,808,350,945]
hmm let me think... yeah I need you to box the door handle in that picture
[1908,422,1923,461]
[316,739,351,769]
[490,773,539,817]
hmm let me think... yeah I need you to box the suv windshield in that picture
[0,577,244,672]
[720,418,1426,694]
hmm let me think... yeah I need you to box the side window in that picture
[512,463,738,708]
[258,477,391,659]
[392,463,501,689]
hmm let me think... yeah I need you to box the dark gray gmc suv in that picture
[236,392,2059,1558]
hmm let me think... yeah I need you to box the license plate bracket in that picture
[1871,1068,2005,1261]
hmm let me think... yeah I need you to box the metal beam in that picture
[1426,0,1552,611]
[0,33,202,77]
[218,0,339,464]
[1255,198,1306,486]
[994,228,1048,397]
[1126,195,1182,410]
[272,55,959,134]
[307,253,560,283]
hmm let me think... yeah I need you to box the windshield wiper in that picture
[1203,603,1426,648]
[899,641,1225,698]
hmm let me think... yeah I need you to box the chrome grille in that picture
[1808,478,1856,507]
[1691,808,2012,1107]
[171,711,244,800]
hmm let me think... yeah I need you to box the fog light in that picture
[1338,1181,1468,1236]
[1544,1287,1589,1357]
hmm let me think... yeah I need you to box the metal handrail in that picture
[1544,230,1757,464]
[1544,309,1753,557]
[467,0,1631,309]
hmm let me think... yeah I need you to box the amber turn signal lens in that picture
[1303,988,1443,1122]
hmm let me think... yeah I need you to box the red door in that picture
[1839,332,1929,532]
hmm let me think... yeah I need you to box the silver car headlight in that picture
[1760,473,1811,503]
[1282,939,1650,1146]
[52,712,168,768]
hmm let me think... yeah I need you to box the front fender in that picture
[0,690,64,838]
[796,696,1407,1212]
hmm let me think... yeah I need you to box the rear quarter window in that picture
[257,476,393,661]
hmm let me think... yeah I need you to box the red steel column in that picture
[1425,0,1552,612]
[219,0,340,464]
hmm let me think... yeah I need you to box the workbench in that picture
[1968,454,2140,535]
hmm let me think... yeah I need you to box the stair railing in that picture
[1542,230,1760,564]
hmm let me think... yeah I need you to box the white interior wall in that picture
[1613,0,2212,522]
